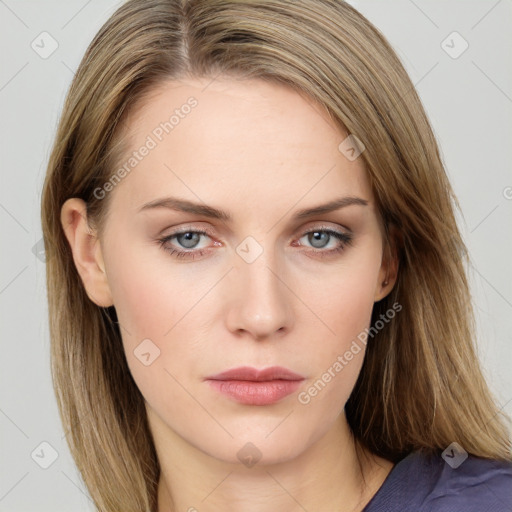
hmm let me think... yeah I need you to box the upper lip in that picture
[206,366,304,382]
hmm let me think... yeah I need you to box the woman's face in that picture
[90,77,394,464]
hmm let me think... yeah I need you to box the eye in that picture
[295,227,353,258]
[157,229,214,260]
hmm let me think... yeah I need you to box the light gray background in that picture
[1,1,511,510]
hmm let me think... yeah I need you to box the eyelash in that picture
[157,226,353,261]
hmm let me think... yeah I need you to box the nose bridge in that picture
[226,236,293,339]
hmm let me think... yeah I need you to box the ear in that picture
[60,198,114,307]
[374,224,400,302]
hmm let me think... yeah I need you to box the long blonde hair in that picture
[41,0,512,510]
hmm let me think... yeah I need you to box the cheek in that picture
[106,258,173,338]
[105,256,198,417]
[292,248,381,406]
[104,237,202,339]
[102,238,217,399]
[301,248,381,347]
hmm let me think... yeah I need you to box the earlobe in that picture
[60,198,114,307]
[374,227,400,302]
[374,261,398,302]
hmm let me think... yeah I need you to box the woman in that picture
[41,0,512,510]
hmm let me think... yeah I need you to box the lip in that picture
[205,366,305,405]
[207,366,305,382]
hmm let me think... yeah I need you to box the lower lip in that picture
[207,379,303,405]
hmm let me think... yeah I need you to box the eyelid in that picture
[157,223,216,239]
[298,221,350,234]
[159,221,350,241]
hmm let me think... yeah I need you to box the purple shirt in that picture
[363,449,512,511]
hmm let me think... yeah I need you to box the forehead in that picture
[108,77,373,218]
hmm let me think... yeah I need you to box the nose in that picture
[224,249,294,341]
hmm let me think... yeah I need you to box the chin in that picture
[196,422,325,468]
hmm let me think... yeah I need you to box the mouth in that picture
[205,366,305,406]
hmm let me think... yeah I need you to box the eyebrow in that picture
[138,195,368,221]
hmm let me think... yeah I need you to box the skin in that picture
[62,77,398,512]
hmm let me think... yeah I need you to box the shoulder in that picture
[419,450,512,512]
[364,449,512,512]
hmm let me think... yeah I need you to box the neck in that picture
[150,410,393,512]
